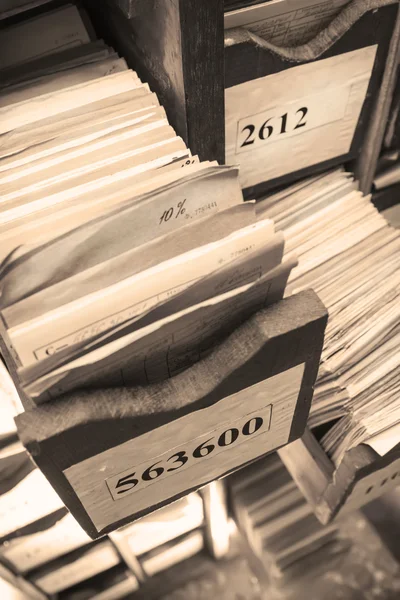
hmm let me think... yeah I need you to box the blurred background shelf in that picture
[279,428,400,525]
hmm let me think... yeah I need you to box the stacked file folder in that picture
[229,453,400,598]
[0,3,294,405]
[257,169,400,467]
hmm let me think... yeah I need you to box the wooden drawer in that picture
[100,0,399,196]
[224,0,399,197]
[279,427,400,525]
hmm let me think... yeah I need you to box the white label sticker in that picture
[64,363,305,531]
[236,87,349,155]
[225,46,377,188]
[107,404,272,501]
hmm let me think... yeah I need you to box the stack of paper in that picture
[0,3,294,405]
[229,453,348,584]
[257,169,400,466]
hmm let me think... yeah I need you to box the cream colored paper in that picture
[4,202,255,328]
[366,423,400,457]
[0,88,158,159]
[0,137,187,225]
[1,513,91,573]
[0,41,113,89]
[0,359,22,436]
[0,121,173,201]
[0,470,64,539]
[0,156,200,264]
[0,103,162,174]
[0,57,129,108]
[0,165,233,307]
[27,256,295,410]
[19,229,285,388]
[0,71,142,134]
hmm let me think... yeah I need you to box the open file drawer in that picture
[1,291,327,538]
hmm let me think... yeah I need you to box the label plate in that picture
[64,363,305,531]
[225,46,377,188]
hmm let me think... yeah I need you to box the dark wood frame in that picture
[88,0,226,164]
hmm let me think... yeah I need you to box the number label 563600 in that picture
[106,405,272,501]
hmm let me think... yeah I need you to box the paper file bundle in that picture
[0,4,295,404]
[257,169,400,467]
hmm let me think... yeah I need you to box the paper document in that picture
[26,257,296,402]
[9,219,275,366]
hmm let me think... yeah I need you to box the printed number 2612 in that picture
[240,106,308,149]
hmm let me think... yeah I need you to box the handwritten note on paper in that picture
[10,219,273,366]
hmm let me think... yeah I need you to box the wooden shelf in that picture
[92,0,225,164]
[279,428,400,525]
[101,0,399,195]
